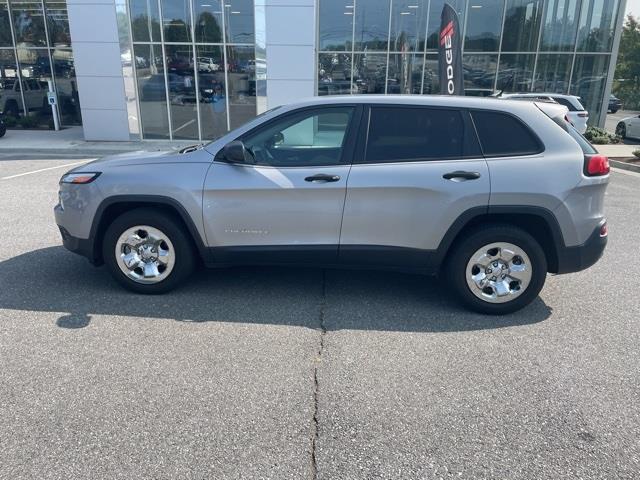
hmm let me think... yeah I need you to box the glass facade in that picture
[123,0,257,140]
[0,0,81,125]
[317,0,621,125]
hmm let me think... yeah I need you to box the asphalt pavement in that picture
[0,156,639,479]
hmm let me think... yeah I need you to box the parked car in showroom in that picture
[55,96,609,315]
[615,113,640,139]
[499,93,589,133]
[608,94,622,113]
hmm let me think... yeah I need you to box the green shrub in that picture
[633,149,640,159]
[584,126,622,144]
[2,115,18,127]
[17,115,40,129]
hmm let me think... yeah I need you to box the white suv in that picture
[500,93,589,134]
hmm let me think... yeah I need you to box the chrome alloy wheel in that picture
[115,226,176,284]
[465,242,533,304]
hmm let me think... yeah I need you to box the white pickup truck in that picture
[0,78,47,117]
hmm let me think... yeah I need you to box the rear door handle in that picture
[442,171,481,181]
[305,174,341,183]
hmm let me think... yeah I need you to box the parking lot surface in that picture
[1,155,639,479]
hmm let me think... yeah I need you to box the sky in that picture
[627,0,640,17]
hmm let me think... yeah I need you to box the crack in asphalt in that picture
[311,269,327,480]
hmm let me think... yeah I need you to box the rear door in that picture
[339,105,490,269]
[202,105,360,264]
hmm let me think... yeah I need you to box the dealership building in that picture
[0,0,627,141]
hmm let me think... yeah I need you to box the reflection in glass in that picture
[161,0,191,42]
[194,0,223,43]
[165,44,198,139]
[318,0,354,51]
[134,43,170,139]
[45,0,71,46]
[464,0,504,52]
[534,53,572,93]
[318,53,353,95]
[12,1,47,46]
[15,47,49,115]
[497,54,534,92]
[196,45,227,140]
[501,0,542,52]
[51,47,81,124]
[130,0,162,42]
[540,0,580,52]
[576,0,620,52]
[571,54,609,124]
[354,0,390,51]
[463,54,498,95]
[226,45,256,129]
[422,54,439,94]
[1,1,12,47]
[426,0,466,50]
[0,49,21,117]
[387,53,423,94]
[352,52,387,93]
[390,0,428,52]
[225,0,254,44]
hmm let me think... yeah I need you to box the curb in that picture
[610,159,640,174]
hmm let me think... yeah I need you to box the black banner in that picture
[438,3,464,95]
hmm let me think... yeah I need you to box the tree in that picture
[613,15,640,109]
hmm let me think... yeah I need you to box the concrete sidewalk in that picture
[2,126,638,159]
[595,143,638,159]
[0,127,196,156]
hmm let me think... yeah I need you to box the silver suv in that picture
[55,96,609,314]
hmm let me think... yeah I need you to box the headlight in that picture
[60,172,101,184]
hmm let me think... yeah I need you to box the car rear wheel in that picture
[446,225,547,315]
[616,123,626,139]
[103,208,195,294]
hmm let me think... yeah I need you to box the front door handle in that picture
[442,171,481,181]
[305,174,341,183]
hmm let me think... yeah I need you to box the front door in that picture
[203,105,359,264]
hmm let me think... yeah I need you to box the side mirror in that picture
[222,140,251,164]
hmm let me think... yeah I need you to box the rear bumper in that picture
[556,223,607,274]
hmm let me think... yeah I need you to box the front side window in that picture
[471,110,543,157]
[364,107,476,163]
[242,107,354,167]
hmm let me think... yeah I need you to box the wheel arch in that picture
[89,195,209,266]
[435,206,565,274]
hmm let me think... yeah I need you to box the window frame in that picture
[469,108,545,158]
[223,104,364,168]
[354,104,483,165]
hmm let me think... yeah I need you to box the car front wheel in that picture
[446,225,547,315]
[103,208,195,294]
[616,122,626,139]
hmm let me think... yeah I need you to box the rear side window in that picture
[471,110,543,157]
[554,97,578,111]
[365,107,480,163]
[547,114,596,154]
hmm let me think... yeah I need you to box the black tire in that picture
[102,208,196,294]
[616,122,626,139]
[445,225,547,315]
[0,122,5,138]
[4,101,19,119]
[610,108,618,114]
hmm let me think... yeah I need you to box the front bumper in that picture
[556,222,607,274]
[55,204,100,264]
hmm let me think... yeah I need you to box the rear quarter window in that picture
[471,110,543,157]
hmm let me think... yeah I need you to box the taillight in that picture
[584,154,610,176]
